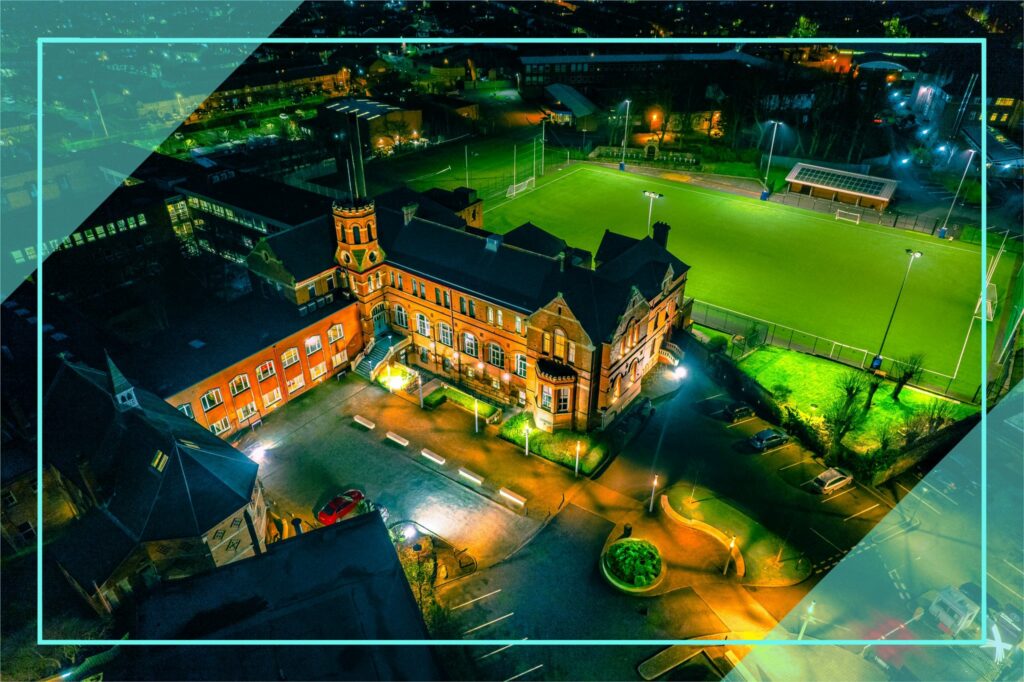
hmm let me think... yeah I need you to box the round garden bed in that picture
[600,538,665,594]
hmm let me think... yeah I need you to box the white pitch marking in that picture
[811,527,845,553]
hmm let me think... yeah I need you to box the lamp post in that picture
[643,190,664,237]
[797,600,817,640]
[575,440,581,478]
[417,372,423,408]
[474,399,479,433]
[722,535,737,576]
[648,474,659,513]
[871,249,922,370]
[764,120,781,190]
[940,149,977,233]
[524,424,530,456]
[620,99,632,169]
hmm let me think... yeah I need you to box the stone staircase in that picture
[354,335,401,380]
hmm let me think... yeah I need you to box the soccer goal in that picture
[506,176,536,198]
[835,209,862,224]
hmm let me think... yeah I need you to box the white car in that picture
[811,468,853,494]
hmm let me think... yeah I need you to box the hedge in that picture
[424,386,499,418]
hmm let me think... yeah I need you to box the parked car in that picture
[811,468,854,494]
[749,428,789,452]
[724,401,755,423]
[959,581,1002,614]
[317,489,365,525]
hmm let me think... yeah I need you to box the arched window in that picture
[515,354,527,378]
[367,221,375,240]
[488,343,505,368]
[542,331,552,354]
[438,322,453,347]
[352,225,361,245]
[463,333,478,358]
[612,375,621,401]
[416,313,431,337]
[630,359,640,382]
[394,305,408,328]
[553,328,567,360]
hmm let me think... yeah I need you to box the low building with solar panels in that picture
[785,163,898,211]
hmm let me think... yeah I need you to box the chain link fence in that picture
[690,299,982,404]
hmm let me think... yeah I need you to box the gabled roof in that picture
[375,185,467,229]
[44,362,258,544]
[178,173,332,229]
[261,215,338,282]
[545,83,599,118]
[503,221,568,258]
[48,508,138,589]
[595,229,641,267]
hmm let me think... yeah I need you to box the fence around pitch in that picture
[689,299,981,404]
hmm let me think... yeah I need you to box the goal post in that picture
[506,176,536,198]
[835,209,862,224]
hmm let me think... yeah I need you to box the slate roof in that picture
[374,185,467,229]
[178,173,332,229]
[545,83,600,118]
[121,513,442,679]
[262,215,338,282]
[44,361,259,549]
[503,221,568,258]
[595,229,641,267]
[422,186,478,213]
[47,508,138,590]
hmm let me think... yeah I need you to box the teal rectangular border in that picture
[36,35,989,647]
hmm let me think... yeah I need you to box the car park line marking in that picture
[477,639,527,661]
[924,484,959,507]
[821,488,854,503]
[452,588,502,611]
[761,443,792,455]
[464,612,514,636]
[858,483,896,509]
[701,393,726,402]
[779,457,815,471]
[726,417,757,428]
[1003,559,1024,576]
[505,664,544,682]
[811,528,845,553]
[988,572,1023,601]
[844,504,880,522]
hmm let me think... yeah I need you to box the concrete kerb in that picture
[660,495,746,578]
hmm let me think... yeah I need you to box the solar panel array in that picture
[793,166,889,197]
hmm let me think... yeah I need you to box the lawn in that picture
[484,163,1016,395]
[738,346,978,452]
[423,384,500,419]
[499,412,606,475]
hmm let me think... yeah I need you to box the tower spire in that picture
[105,351,139,411]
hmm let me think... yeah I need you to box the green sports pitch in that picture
[484,163,1018,397]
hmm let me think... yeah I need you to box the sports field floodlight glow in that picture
[871,249,923,369]
[941,148,977,232]
[643,190,664,236]
[900,157,911,164]
[938,145,947,152]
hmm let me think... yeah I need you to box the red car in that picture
[317,490,365,525]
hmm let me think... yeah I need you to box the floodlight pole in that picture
[940,149,976,232]
[465,145,469,187]
[541,118,546,176]
[872,249,922,369]
[621,99,632,168]
[764,121,781,190]
[643,191,663,237]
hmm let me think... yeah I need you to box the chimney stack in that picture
[557,251,566,272]
[401,203,418,225]
[651,221,671,248]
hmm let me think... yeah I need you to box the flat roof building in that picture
[784,163,899,210]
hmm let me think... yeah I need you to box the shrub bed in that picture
[423,386,499,419]
[498,413,606,475]
[603,539,663,588]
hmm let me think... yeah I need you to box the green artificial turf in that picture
[484,164,1015,395]
[738,346,977,451]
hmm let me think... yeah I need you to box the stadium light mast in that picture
[620,99,632,170]
[872,249,922,370]
[643,190,664,237]
[940,149,977,233]
[764,120,781,190]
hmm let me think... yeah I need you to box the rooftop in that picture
[785,163,898,201]
[323,97,404,120]
[521,50,773,69]
[545,83,599,118]
[178,172,332,229]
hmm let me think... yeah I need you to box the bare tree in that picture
[891,354,926,402]
[875,421,896,451]
[823,397,866,451]
[925,398,954,434]
[837,369,869,409]
[864,373,885,411]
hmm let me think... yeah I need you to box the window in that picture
[419,282,426,298]
[419,346,430,363]
[332,350,348,367]
[568,342,576,365]
[177,403,194,419]
[515,354,527,378]
[1001,113,1009,122]
[990,113,999,121]
[557,388,570,413]
[438,322,453,347]
[200,388,223,411]
[466,367,475,379]
[305,336,322,355]
[2,490,17,508]
[389,271,395,287]
[554,329,567,360]
[631,360,640,382]
[227,539,241,551]
[237,401,258,422]
[394,305,408,328]
[228,374,250,396]
[18,522,35,542]
[397,273,404,290]
[310,362,327,381]
[488,343,505,368]
[416,313,431,337]
[497,310,503,327]
[469,300,476,317]
[460,297,466,314]
[263,387,282,408]
[307,283,317,300]
[435,288,442,305]
[463,333,478,358]
[541,385,553,411]
[213,529,225,541]
[443,291,451,308]
[287,374,306,394]
[487,307,494,324]
[327,324,345,344]
[231,517,243,528]
[281,348,300,368]
[210,417,230,435]
[995,97,1015,106]
[542,332,552,354]
[516,316,523,334]
[256,361,276,381]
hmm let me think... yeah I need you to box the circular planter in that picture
[600,538,666,594]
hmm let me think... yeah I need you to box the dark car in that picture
[724,402,755,423]
[959,581,1001,614]
[749,429,789,452]
[317,489,365,525]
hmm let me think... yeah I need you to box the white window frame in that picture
[327,323,345,344]
[177,403,194,419]
[256,361,276,381]
[200,388,223,411]
[438,322,453,347]
[394,305,408,328]
[263,387,282,408]
[557,388,570,413]
[416,313,431,337]
[305,335,323,355]
[310,362,327,381]
[463,333,478,358]
[281,348,300,368]
[210,417,230,435]
[488,343,504,368]
[332,350,348,368]
[228,374,250,396]
[515,354,527,378]
[237,401,258,422]
[286,374,306,394]
[541,385,553,411]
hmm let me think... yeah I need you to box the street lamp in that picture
[871,249,922,369]
[797,600,817,640]
[642,190,663,237]
[940,149,977,233]
[648,474,659,513]
[674,365,688,380]
[523,424,530,456]
[575,440,581,478]
[620,99,632,170]
[764,120,781,190]
[722,535,737,575]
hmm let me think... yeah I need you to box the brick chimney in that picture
[651,221,671,248]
